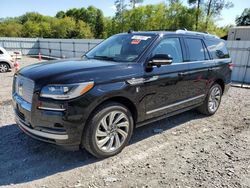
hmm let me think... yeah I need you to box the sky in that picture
[0,0,249,27]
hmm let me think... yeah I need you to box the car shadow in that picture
[0,110,205,186]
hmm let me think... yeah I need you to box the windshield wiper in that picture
[93,55,116,61]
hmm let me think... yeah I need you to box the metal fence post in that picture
[88,42,90,51]
[38,38,40,55]
[59,41,62,58]
[73,41,76,57]
[20,41,23,55]
[241,47,250,86]
[48,41,51,57]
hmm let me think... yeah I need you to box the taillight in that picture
[228,63,234,71]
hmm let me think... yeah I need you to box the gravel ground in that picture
[0,57,249,188]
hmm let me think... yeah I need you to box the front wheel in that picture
[82,102,134,158]
[0,63,9,73]
[197,83,222,115]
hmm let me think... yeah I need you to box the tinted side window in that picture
[0,50,3,54]
[186,38,207,61]
[152,38,183,63]
[205,39,229,59]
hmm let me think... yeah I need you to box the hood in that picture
[18,58,142,87]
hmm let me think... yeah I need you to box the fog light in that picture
[54,123,64,128]
[37,101,66,112]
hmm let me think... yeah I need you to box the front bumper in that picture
[13,93,83,150]
[15,116,69,140]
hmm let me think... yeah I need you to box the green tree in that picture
[50,17,75,38]
[115,0,127,15]
[236,8,250,26]
[39,22,52,38]
[19,12,45,24]
[75,20,93,38]
[0,3,234,39]
[60,6,105,38]
[95,9,105,38]
[66,8,80,21]
[22,21,40,37]
[204,0,233,30]
[113,3,195,32]
[0,21,23,37]
[56,11,66,19]
[114,0,127,32]
[130,0,143,9]
[166,2,195,30]
[102,17,113,38]
[188,0,202,30]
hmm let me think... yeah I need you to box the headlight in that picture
[40,81,94,100]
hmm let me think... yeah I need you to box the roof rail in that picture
[176,29,219,39]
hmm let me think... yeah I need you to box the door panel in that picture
[186,61,212,97]
[184,38,211,98]
[143,37,208,120]
[144,63,191,119]
[143,36,195,119]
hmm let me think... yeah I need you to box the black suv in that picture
[13,30,232,158]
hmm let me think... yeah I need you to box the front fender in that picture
[66,81,145,129]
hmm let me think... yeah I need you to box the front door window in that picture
[152,38,183,64]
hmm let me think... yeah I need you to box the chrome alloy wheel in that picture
[208,86,221,113]
[0,63,8,73]
[95,110,130,153]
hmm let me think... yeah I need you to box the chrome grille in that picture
[15,75,34,103]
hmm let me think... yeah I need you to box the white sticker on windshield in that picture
[131,35,151,40]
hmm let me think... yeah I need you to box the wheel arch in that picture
[213,78,225,94]
[0,61,11,69]
[80,95,138,150]
[87,96,138,125]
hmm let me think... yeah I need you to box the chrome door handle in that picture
[208,67,213,72]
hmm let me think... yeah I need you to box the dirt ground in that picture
[0,57,249,188]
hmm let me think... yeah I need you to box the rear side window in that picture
[0,50,3,54]
[186,38,208,61]
[205,39,229,59]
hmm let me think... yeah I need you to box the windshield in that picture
[85,34,156,62]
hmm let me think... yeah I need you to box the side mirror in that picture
[148,54,173,67]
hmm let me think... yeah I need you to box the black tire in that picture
[82,102,134,158]
[197,83,222,115]
[0,63,9,73]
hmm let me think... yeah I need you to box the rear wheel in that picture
[82,102,134,158]
[0,63,9,73]
[197,83,222,115]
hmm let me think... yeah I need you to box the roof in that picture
[230,26,250,29]
[124,29,220,39]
